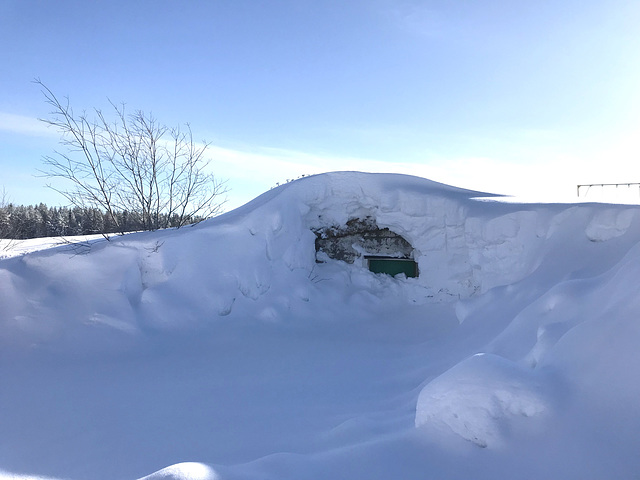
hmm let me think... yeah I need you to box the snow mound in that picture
[415,353,547,447]
[3,172,640,479]
[585,207,635,242]
[488,240,640,369]
[4,171,640,352]
[137,463,220,480]
[0,472,59,480]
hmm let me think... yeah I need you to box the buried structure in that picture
[313,216,419,278]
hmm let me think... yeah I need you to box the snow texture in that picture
[2,171,640,480]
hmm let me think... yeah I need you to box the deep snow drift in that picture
[2,172,640,480]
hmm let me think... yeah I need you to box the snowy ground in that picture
[2,172,640,480]
[0,235,110,260]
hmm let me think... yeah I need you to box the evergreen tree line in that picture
[0,203,204,239]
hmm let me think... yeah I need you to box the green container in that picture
[367,257,418,278]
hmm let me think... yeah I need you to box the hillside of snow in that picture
[2,171,640,480]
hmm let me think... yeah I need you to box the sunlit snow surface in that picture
[2,172,640,479]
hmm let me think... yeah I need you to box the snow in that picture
[1,171,640,479]
[415,353,548,448]
[0,235,108,260]
[137,463,219,480]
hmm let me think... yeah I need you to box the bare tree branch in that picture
[35,79,228,232]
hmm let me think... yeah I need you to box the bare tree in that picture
[35,79,227,233]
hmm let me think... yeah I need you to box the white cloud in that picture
[0,112,55,137]
[4,110,638,209]
[207,144,557,211]
[209,123,640,211]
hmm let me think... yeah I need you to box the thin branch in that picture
[35,80,228,233]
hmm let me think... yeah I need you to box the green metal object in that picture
[366,257,418,278]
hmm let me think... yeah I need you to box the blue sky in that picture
[2,0,640,209]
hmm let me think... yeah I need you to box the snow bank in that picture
[2,172,640,480]
[415,353,548,447]
[137,463,220,480]
[4,172,640,350]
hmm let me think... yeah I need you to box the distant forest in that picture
[0,203,204,239]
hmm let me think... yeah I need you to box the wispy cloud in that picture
[206,143,544,209]
[208,121,640,210]
[4,111,638,209]
[0,112,55,137]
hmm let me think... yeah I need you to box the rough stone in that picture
[313,217,414,264]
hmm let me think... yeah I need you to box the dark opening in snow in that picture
[313,217,417,276]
